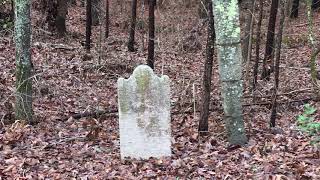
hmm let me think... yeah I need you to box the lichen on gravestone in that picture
[117,65,171,159]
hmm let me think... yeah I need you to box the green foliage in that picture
[296,104,320,145]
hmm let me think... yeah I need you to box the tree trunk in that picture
[199,0,215,134]
[128,0,137,52]
[14,0,33,123]
[242,0,255,64]
[212,0,248,145]
[252,0,263,90]
[86,0,92,51]
[105,0,109,38]
[92,0,100,25]
[45,0,58,32]
[290,0,299,18]
[147,0,156,69]
[11,0,14,21]
[262,0,279,80]
[270,0,286,127]
[56,0,67,36]
[307,0,320,98]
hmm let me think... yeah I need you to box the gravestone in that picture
[117,65,171,159]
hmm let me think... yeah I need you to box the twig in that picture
[33,42,77,50]
[244,88,312,98]
[63,97,316,120]
[295,20,320,27]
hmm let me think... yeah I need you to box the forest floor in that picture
[0,1,320,179]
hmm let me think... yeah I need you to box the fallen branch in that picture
[33,42,77,50]
[63,97,316,120]
[244,88,312,99]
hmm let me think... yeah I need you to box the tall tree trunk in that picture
[105,0,109,38]
[11,0,14,21]
[199,0,215,134]
[270,0,286,127]
[212,0,248,145]
[128,0,137,52]
[307,0,320,98]
[262,0,279,80]
[253,0,264,90]
[242,0,255,64]
[45,0,58,32]
[86,0,92,51]
[147,0,156,69]
[92,0,100,25]
[290,0,299,18]
[15,0,33,123]
[56,0,67,36]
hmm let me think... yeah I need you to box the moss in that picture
[14,0,33,123]
[118,79,129,113]
[135,68,151,94]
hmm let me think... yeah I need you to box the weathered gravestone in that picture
[117,65,171,159]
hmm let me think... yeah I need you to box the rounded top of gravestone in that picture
[132,65,154,76]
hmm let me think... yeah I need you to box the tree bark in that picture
[56,0,67,36]
[105,0,109,38]
[128,0,137,52]
[86,0,92,51]
[290,0,299,18]
[199,0,215,134]
[307,0,320,98]
[262,0,279,80]
[270,0,286,127]
[14,0,33,123]
[242,0,255,64]
[147,0,156,69]
[212,0,248,145]
[45,0,58,32]
[252,0,263,90]
[92,0,100,25]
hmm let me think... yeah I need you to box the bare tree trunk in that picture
[199,0,215,134]
[270,0,286,127]
[252,0,263,90]
[262,0,279,80]
[11,0,14,21]
[128,0,137,52]
[242,0,255,64]
[45,0,57,32]
[15,0,34,123]
[56,0,67,36]
[147,0,156,69]
[86,0,92,51]
[290,0,299,18]
[92,0,100,25]
[307,0,320,98]
[105,0,109,38]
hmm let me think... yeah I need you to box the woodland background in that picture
[0,0,320,179]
